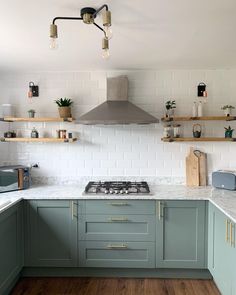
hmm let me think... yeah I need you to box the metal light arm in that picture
[92,4,108,18]
[52,17,82,25]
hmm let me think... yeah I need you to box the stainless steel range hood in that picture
[76,76,159,125]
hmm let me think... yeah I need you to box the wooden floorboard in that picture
[10,277,221,295]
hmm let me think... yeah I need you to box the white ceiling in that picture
[0,0,236,72]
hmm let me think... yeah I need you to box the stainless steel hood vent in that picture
[76,76,159,125]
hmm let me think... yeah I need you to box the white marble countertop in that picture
[0,184,236,223]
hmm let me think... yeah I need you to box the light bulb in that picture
[104,26,113,40]
[49,37,58,50]
[102,48,110,59]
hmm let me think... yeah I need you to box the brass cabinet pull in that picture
[108,202,128,206]
[230,222,235,247]
[158,201,164,220]
[107,244,128,249]
[71,201,77,220]
[226,219,230,243]
[108,217,129,222]
[71,201,74,220]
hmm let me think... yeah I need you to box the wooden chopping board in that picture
[186,148,200,186]
[186,148,207,186]
[194,150,207,186]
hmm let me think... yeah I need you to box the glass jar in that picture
[173,124,181,138]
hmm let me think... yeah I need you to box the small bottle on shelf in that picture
[192,102,198,117]
[198,101,203,117]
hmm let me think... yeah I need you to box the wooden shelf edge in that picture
[3,117,75,122]
[161,116,236,122]
[161,137,236,142]
[0,138,78,143]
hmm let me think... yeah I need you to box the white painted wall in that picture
[0,70,236,184]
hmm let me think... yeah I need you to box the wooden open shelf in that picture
[161,116,236,122]
[0,138,78,143]
[2,117,75,122]
[162,137,236,142]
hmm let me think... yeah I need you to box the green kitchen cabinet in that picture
[156,200,207,268]
[208,202,235,295]
[24,200,77,267]
[0,202,23,295]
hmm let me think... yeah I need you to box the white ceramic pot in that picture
[224,108,231,116]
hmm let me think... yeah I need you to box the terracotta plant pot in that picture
[58,107,71,118]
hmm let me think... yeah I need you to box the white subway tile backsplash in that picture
[1,69,236,181]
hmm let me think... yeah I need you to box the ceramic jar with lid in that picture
[163,124,172,138]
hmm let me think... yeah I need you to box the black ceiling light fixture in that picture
[50,4,112,59]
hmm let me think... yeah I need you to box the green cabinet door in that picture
[208,203,236,295]
[231,222,236,295]
[156,200,206,268]
[0,202,23,295]
[24,200,77,267]
[208,202,216,275]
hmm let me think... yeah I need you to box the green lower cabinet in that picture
[0,202,23,295]
[24,200,77,267]
[156,200,206,268]
[79,241,155,268]
[208,203,236,295]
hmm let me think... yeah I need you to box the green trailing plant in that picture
[221,105,235,110]
[224,126,234,138]
[28,109,36,113]
[55,98,73,107]
[165,100,176,110]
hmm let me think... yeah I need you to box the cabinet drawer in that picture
[79,241,155,268]
[79,215,155,241]
[82,200,155,215]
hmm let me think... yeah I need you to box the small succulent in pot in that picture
[55,98,73,118]
[224,126,234,138]
[221,105,235,116]
[165,100,176,117]
[28,109,36,118]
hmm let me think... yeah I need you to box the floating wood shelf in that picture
[2,117,75,122]
[0,138,78,143]
[162,137,236,142]
[161,116,236,122]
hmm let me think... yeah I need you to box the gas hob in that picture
[85,181,150,195]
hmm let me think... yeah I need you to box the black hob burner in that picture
[85,181,150,195]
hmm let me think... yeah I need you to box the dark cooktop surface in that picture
[85,181,150,195]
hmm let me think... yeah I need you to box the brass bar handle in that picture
[226,219,230,243]
[108,202,128,206]
[230,222,235,247]
[108,217,129,222]
[71,201,74,220]
[71,201,78,220]
[158,201,163,220]
[107,244,128,249]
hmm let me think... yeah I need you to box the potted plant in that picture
[221,105,235,116]
[55,98,73,118]
[224,126,234,138]
[165,100,176,117]
[28,109,36,118]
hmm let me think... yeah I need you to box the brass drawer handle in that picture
[107,244,128,249]
[230,222,235,247]
[108,217,129,222]
[108,202,129,206]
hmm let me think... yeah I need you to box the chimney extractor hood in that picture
[76,76,159,125]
